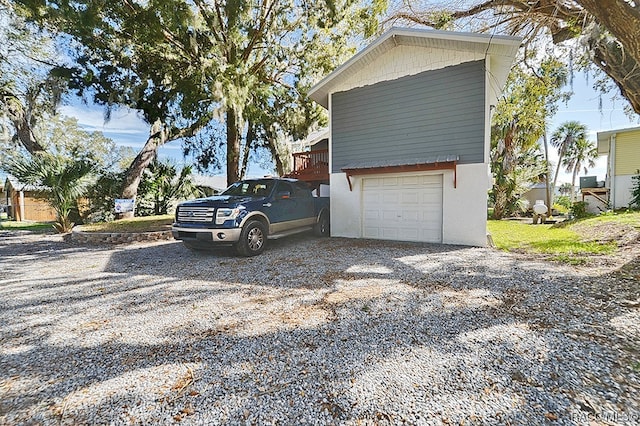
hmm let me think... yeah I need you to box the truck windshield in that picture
[221,180,275,197]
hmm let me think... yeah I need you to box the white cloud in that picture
[59,104,148,136]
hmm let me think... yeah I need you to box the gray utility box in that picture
[579,176,597,189]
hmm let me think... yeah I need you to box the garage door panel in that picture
[401,175,420,185]
[400,191,420,204]
[363,209,381,221]
[402,210,419,221]
[383,177,399,186]
[363,226,380,238]
[382,192,400,203]
[381,210,400,222]
[362,174,443,243]
[363,177,382,188]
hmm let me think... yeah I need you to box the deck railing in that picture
[287,149,329,181]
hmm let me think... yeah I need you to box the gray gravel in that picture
[1,230,639,425]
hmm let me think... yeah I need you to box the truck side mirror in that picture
[277,191,291,199]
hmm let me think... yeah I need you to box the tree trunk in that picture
[492,183,507,219]
[588,28,640,114]
[578,0,640,67]
[5,97,47,154]
[226,109,241,185]
[239,122,254,180]
[571,166,579,203]
[119,118,166,219]
[267,136,286,177]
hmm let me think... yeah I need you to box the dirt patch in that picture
[572,221,640,246]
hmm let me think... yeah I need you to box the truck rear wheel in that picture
[236,220,267,256]
[314,211,330,237]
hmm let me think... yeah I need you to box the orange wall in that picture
[11,192,57,222]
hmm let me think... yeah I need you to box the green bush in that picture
[630,171,640,209]
[555,195,572,210]
[553,203,569,214]
[571,201,591,219]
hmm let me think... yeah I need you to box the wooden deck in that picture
[284,149,329,183]
[581,187,609,208]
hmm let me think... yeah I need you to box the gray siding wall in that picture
[331,60,485,173]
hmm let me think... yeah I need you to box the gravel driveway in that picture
[1,230,638,425]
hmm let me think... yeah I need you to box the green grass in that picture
[79,215,173,233]
[488,218,618,263]
[0,221,55,232]
[579,210,640,228]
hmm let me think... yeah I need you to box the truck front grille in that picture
[177,206,215,223]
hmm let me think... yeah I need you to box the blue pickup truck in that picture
[172,178,330,256]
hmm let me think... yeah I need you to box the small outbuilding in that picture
[3,175,57,222]
[308,27,521,246]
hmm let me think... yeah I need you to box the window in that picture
[294,182,312,198]
[276,182,294,197]
[221,180,275,197]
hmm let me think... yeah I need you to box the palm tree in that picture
[550,121,588,194]
[5,153,96,232]
[562,138,598,202]
[138,160,202,216]
[559,182,574,196]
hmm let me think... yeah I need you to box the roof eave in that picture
[597,125,640,145]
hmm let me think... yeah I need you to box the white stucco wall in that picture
[329,165,489,247]
[612,175,635,208]
[329,172,362,239]
[442,164,489,246]
[331,45,486,95]
[583,194,608,214]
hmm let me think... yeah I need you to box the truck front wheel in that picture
[236,220,267,256]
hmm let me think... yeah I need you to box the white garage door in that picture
[362,174,443,243]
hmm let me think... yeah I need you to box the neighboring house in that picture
[307,27,520,246]
[191,174,228,196]
[520,182,549,212]
[3,176,57,222]
[597,126,640,209]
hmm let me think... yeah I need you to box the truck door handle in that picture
[263,203,272,207]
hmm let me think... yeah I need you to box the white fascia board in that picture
[597,125,640,146]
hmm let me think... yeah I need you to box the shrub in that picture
[571,201,591,219]
[630,170,640,209]
[553,203,569,215]
[555,195,572,210]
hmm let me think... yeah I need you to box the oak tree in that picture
[17,0,385,216]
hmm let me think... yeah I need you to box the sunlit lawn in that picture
[581,210,640,228]
[0,221,55,232]
[78,214,173,232]
[487,217,621,264]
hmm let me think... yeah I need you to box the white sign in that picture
[114,199,135,213]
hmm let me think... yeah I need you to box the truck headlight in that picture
[215,206,244,224]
